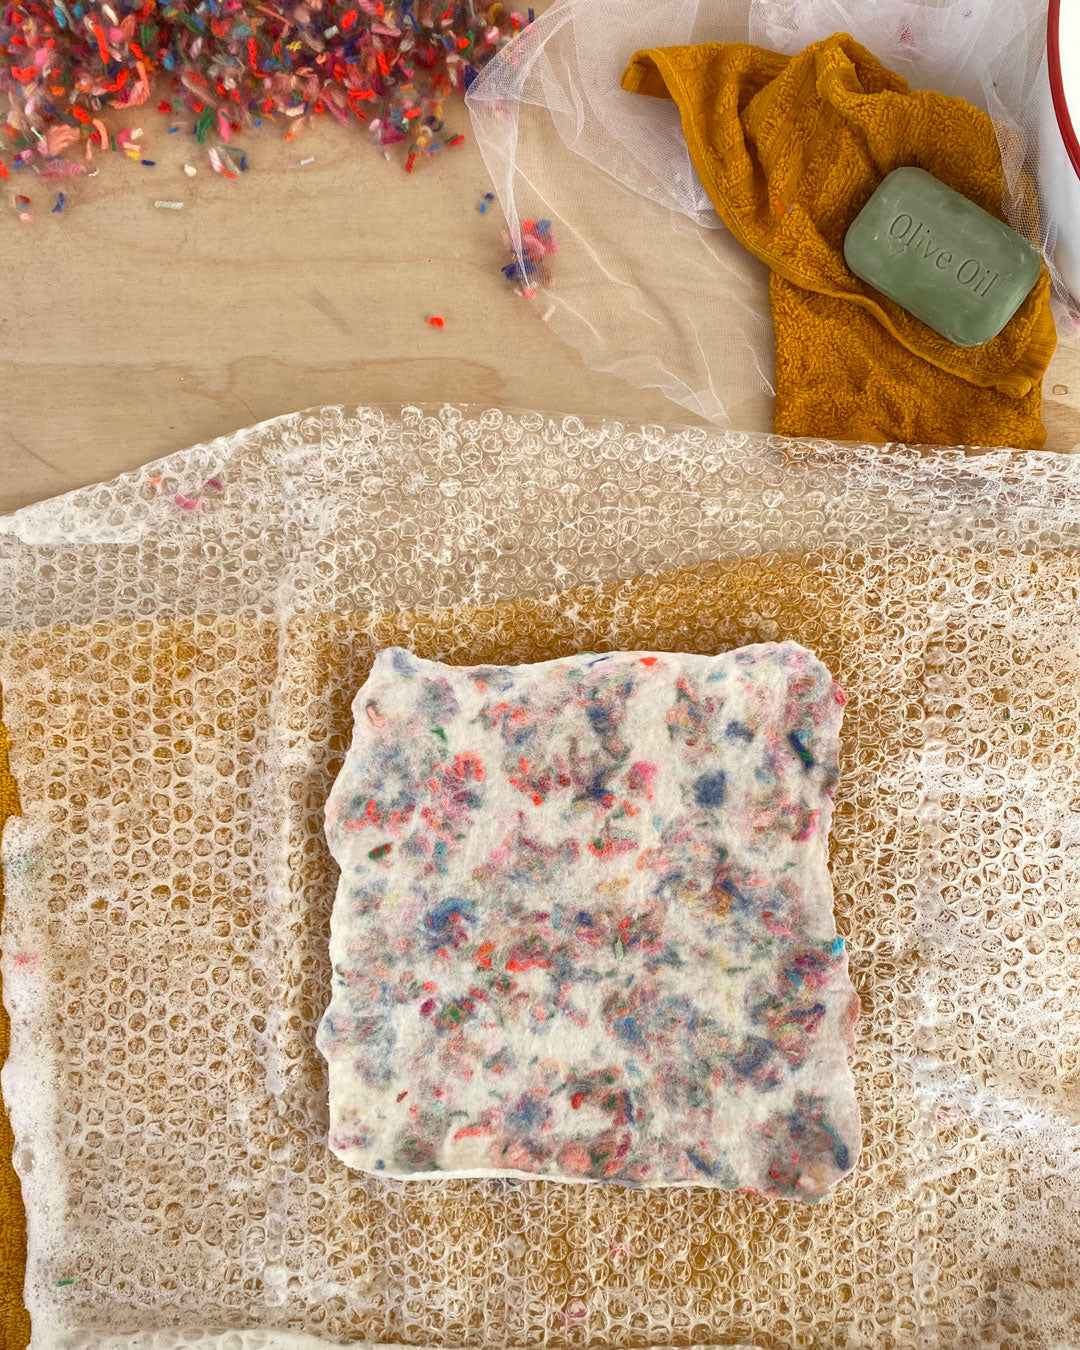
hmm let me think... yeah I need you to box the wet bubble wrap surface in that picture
[0,405,1078,1349]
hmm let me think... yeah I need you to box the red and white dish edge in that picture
[1047,0,1080,302]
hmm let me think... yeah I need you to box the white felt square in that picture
[318,642,860,1198]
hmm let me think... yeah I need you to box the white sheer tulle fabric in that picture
[1,405,1079,1349]
[466,0,1072,428]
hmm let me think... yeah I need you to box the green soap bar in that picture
[843,166,1041,347]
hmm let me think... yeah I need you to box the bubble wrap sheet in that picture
[0,404,1079,1350]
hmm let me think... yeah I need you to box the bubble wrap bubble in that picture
[1,404,1079,1350]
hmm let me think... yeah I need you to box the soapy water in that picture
[0,405,1079,1348]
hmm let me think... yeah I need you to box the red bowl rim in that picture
[1048,0,1080,177]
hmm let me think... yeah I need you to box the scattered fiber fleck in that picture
[207,144,247,178]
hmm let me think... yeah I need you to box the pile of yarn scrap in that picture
[0,0,531,184]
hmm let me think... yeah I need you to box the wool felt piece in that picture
[621,33,1057,449]
[318,642,861,1199]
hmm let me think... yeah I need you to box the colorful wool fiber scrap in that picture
[501,215,557,295]
[318,642,861,1198]
[0,0,528,182]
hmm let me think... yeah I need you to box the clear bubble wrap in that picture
[1,404,1079,1350]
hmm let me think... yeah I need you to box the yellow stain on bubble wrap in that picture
[0,683,31,1350]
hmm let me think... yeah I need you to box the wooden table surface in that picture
[1,110,1078,515]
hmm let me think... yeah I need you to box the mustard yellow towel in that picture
[0,687,30,1350]
[622,33,1057,449]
